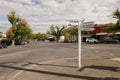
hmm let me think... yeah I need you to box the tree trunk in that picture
[11,40,15,46]
[56,38,59,42]
[116,19,120,26]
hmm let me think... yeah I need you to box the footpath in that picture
[13,55,120,80]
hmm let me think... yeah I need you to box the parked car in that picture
[0,40,7,48]
[1,43,7,48]
[0,43,3,48]
[21,40,29,45]
[15,39,22,45]
[86,38,99,43]
[104,38,119,44]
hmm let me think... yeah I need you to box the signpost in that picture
[81,28,94,31]
[78,21,82,68]
[69,20,95,68]
[78,21,94,68]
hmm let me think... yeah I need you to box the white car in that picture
[86,38,99,43]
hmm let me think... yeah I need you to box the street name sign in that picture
[81,21,95,31]
[82,21,94,27]
[81,28,95,31]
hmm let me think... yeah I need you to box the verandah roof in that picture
[96,32,107,35]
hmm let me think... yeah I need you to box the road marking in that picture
[11,57,77,80]
[11,70,24,80]
[111,57,120,62]
[0,48,40,58]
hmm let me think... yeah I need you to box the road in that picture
[0,42,120,80]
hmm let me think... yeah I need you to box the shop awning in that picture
[115,32,120,34]
[96,32,107,35]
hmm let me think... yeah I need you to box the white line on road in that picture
[11,57,77,80]
[0,48,40,58]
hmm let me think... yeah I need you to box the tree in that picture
[15,19,32,40]
[6,27,14,39]
[7,11,20,26]
[6,11,33,41]
[36,32,47,40]
[106,23,117,32]
[113,8,120,26]
[67,20,79,35]
[48,25,65,42]
[107,9,120,31]
[64,28,78,35]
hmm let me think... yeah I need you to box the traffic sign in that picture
[82,21,94,27]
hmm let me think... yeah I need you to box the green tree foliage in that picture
[7,11,20,25]
[106,23,117,31]
[65,28,78,35]
[48,25,65,41]
[113,8,120,26]
[32,33,37,39]
[6,11,32,40]
[107,9,120,31]
[6,27,14,39]
[32,33,47,40]
[67,20,79,35]
[36,33,46,39]
[36,32,43,39]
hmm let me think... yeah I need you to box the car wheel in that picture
[87,41,89,43]
[94,41,96,43]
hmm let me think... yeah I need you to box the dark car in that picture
[15,39,22,45]
[0,43,3,48]
[0,40,7,48]
[105,38,119,44]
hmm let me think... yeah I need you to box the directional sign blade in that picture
[82,21,94,27]
[81,28,95,31]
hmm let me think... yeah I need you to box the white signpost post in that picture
[78,21,94,68]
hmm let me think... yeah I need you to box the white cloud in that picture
[0,0,120,33]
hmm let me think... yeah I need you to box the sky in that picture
[0,0,120,33]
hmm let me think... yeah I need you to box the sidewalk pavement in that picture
[13,56,120,80]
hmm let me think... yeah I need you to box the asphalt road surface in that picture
[0,41,120,80]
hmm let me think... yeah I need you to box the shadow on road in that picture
[0,64,119,80]
[25,62,77,68]
[79,65,120,72]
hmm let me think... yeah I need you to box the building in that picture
[0,32,6,41]
[93,24,120,42]
[65,23,120,43]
